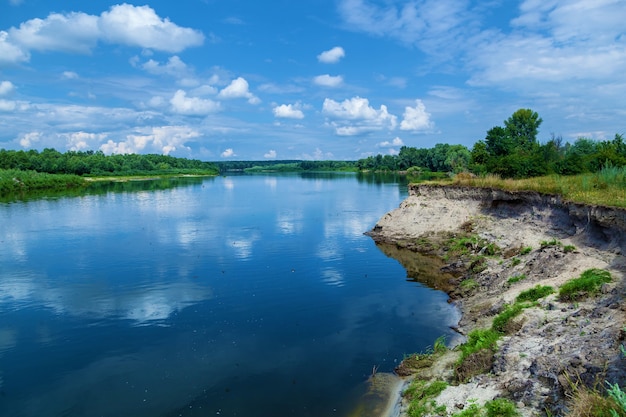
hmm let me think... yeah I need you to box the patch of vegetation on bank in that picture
[559,268,612,301]
[0,169,86,195]
[450,164,626,208]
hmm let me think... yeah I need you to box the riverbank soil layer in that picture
[367,184,626,416]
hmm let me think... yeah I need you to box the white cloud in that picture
[323,96,397,136]
[337,0,470,56]
[18,131,42,147]
[273,103,304,119]
[142,56,189,77]
[0,81,15,95]
[314,74,344,87]
[377,137,404,147]
[170,90,220,115]
[218,77,260,104]
[0,31,30,65]
[64,131,107,151]
[9,11,99,53]
[221,148,236,158]
[9,0,24,5]
[400,99,434,131]
[100,126,199,155]
[317,46,345,63]
[0,99,16,111]
[62,71,78,79]
[0,4,204,67]
[264,150,277,158]
[99,4,204,53]
[300,148,334,160]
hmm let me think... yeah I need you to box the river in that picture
[0,173,458,417]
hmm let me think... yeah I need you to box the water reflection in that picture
[0,173,456,417]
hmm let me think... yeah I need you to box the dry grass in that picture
[450,171,626,208]
[567,386,625,417]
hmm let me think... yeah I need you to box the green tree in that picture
[504,108,543,152]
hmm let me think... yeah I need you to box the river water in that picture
[0,173,458,417]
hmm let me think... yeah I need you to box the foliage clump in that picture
[559,269,612,301]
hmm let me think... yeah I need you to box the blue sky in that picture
[0,0,624,161]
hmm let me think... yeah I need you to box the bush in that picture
[559,269,612,301]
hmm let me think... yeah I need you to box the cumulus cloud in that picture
[100,126,199,155]
[273,103,304,119]
[170,90,220,115]
[142,56,189,76]
[220,148,236,158]
[322,96,397,136]
[0,4,204,66]
[264,150,277,159]
[99,4,204,52]
[0,81,15,95]
[65,131,107,151]
[317,46,345,63]
[377,137,404,147]
[19,131,42,147]
[400,99,434,131]
[0,31,30,65]
[218,77,260,104]
[314,74,344,87]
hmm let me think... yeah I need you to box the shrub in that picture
[559,269,612,301]
[564,244,576,253]
[516,285,554,302]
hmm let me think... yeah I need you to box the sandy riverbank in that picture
[367,184,626,416]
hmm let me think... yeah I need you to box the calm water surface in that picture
[0,173,458,417]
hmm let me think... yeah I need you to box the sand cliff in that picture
[367,184,626,416]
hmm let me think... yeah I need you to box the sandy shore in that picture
[367,184,626,416]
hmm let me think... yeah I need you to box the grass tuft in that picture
[516,285,554,302]
[559,269,612,301]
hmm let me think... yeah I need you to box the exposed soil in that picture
[366,184,626,416]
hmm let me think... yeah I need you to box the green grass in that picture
[405,379,449,417]
[540,238,562,248]
[559,268,612,301]
[520,246,533,255]
[451,398,520,417]
[507,274,526,284]
[459,329,501,361]
[563,244,576,253]
[492,303,526,333]
[460,278,479,291]
[516,285,554,302]
[510,257,521,266]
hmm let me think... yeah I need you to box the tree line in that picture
[0,148,219,176]
[356,109,625,178]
